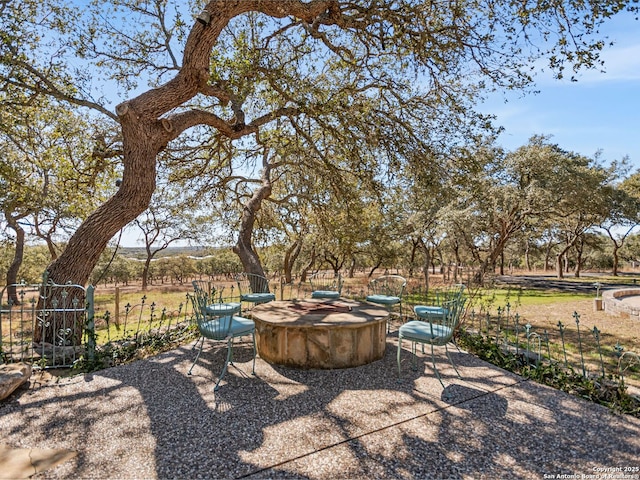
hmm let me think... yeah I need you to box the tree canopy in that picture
[1,0,638,285]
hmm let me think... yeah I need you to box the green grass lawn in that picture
[471,288,591,307]
[406,286,591,311]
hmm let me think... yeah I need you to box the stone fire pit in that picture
[251,299,389,369]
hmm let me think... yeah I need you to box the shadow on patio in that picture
[1,337,639,479]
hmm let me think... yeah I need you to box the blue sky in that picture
[479,12,640,168]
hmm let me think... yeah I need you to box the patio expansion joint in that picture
[237,378,530,479]
[27,449,38,478]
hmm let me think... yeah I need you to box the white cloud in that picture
[578,44,640,83]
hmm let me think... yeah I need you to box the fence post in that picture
[115,287,120,326]
[573,311,587,377]
[86,285,96,364]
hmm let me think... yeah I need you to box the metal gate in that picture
[0,280,93,368]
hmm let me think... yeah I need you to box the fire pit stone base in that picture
[252,299,389,369]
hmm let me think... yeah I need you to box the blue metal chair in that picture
[397,296,467,388]
[235,272,276,312]
[413,284,465,322]
[191,280,242,318]
[366,275,406,332]
[309,272,343,299]
[188,282,255,391]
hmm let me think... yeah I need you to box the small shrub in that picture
[458,329,640,418]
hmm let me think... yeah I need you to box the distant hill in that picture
[118,245,228,260]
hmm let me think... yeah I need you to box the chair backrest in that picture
[193,279,228,304]
[434,283,465,305]
[192,280,214,298]
[369,275,406,298]
[309,272,343,293]
[236,272,271,295]
[440,296,467,333]
[422,297,466,346]
[188,289,233,341]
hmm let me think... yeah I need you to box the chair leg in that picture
[430,343,445,388]
[397,336,403,378]
[229,337,235,365]
[192,335,204,351]
[411,342,418,371]
[387,306,391,334]
[214,338,234,392]
[251,333,256,376]
[188,337,205,375]
[445,344,462,379]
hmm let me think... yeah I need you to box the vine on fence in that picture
[78,297,196,372]
[458,304,640,418]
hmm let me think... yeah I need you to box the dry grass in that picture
[516,298,638,347]
[487,297,640,388]
[88,277,640,387]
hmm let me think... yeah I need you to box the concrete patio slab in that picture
[0,338,638,479]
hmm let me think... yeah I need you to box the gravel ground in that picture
[1,337,639,479]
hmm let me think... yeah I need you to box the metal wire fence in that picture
[460,302,640,387]
[1,278,638,389]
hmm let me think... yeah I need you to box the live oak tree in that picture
[0,146,34,304]
[2,0,637,288]
[601,170,640,276]
[441,136,618,281]
[540,148,614,279]
[397,142,474,288]
[223,131,380,280]
[266,191,310,284]
[0,102,116,303]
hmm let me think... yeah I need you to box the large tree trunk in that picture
[574,236,585,278]
[36,1,339,344]
[283,236,303,284]
[45,146,157,286]
[409,238,419,277]
[4,213,26,305]
[419,239,430,294]
[348,255,356,278]
[612,244,620,276]
[233,153,272,277]
[142,254,153,291]
[555,254,564,279]
[36,130,159,344]
[452,242,461,283]
[300,245,317,283]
